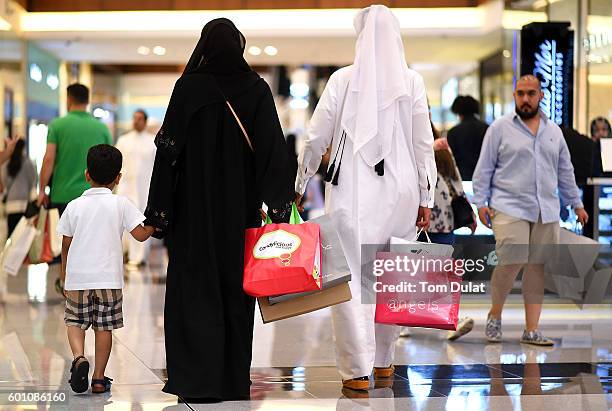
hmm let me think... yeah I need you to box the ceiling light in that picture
[137,46,150,55]
[29,63,42,83]
[264,46,278,56]
[248,46,261,56]
[153,46,166,56]
[93,107,110,119]
[46,74,59,90]
[502,49,511,58]
[290,83,309,98]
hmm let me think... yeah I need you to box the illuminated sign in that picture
[520,22,574,128]
[534,39,564,125]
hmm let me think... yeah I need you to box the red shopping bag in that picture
[243,204,322,297]
[374,252,461,330]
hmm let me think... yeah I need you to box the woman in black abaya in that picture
[144,19,294,402]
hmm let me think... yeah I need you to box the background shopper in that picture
[470,75,587,346]
[590,116,612,177]
[423,123,476,245]
[591,116,612,142]
[0,134,24,303]
[37,83,112,213]
[427,146,475,244]
[115,109,157,266]
[2,139,37,236]
[447,95,488,181]
[582,117,612,237]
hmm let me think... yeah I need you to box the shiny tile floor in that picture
[0,254,611,410]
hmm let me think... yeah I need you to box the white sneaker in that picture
[447,317,474,341]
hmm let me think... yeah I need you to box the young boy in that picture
[57,144,155,394]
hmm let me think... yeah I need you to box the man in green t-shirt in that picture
[37,84,112,212]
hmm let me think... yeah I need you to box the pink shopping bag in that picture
[374,251,461,330]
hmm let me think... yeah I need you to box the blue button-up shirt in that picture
[472,111,583,224]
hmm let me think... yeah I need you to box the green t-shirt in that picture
[47,111,112,203]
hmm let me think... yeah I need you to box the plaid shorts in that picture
[64,289,124,331]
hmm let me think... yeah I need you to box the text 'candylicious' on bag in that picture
[243,203,322,298]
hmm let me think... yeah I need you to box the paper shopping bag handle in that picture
[415,227,432,243]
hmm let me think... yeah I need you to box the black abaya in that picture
[145,20,294,401]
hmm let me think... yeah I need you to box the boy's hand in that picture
[131,224,157,242]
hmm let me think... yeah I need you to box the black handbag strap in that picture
[2,175,17,204]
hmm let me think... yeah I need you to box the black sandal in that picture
[91,376,113,394]
[69,356,89,393]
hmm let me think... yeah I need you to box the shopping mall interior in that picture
[0,0,611,410]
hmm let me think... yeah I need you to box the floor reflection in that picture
[0,259,610,410]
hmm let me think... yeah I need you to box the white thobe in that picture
[295,66,436,380]
[116,129,157,263]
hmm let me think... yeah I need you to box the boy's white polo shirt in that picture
[57,187,145,291]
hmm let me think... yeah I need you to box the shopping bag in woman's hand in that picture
[244,203,322,297]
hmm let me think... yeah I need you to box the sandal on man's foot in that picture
[373,365,395,379]
[68,356,89,393]
[91,376,113,394]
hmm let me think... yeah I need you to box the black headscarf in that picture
[184,18,251,75]
[153,18,260,164]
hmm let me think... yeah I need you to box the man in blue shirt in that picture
[471,75,588,346]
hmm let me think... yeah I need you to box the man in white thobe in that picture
[116,109,156,265]
[295,6,436,391]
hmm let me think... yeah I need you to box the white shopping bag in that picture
[1,217,37,276]
[48,208,62,257]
